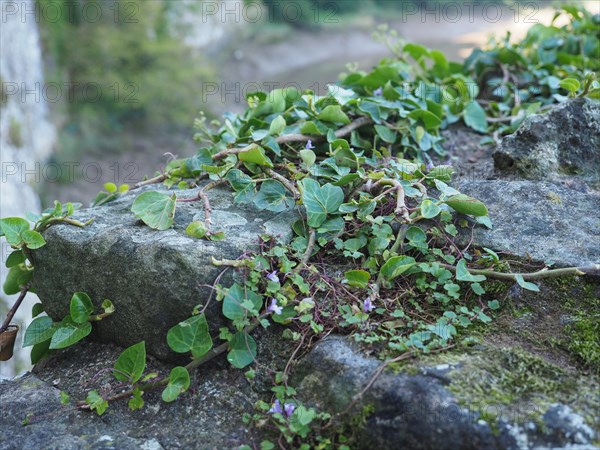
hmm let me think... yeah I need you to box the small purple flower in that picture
[266,270,279,283]
[363,296,375,313]
[305,140,315,150]
[267,298,283,315]
[283,403,296,417]
[373,87,383,96]
[268,399,283,414]
[425,160,435,171]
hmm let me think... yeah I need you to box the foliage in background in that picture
[37,0,213,156]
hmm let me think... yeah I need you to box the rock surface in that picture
[294,336,599,450]
[455,180,600,269]
[31,185,297,361]
[493,98,600,187]
[0,336,280,450]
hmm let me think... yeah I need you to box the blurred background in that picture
[1,0,598,377]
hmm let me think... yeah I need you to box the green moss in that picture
[564,312,600,374]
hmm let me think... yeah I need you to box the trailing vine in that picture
[2,5,599,448]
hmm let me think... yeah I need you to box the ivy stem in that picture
[131,173,168,190]
[291,228,316,276]
[262,168,301,199]
[211,116,374,161]
[0,285,29,334]
[78,319,263,410]
[36,217,94,232]
[439,263,597,281]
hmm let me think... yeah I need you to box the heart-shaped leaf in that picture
[49,320,92,349]
[131,191,177,230]
[227,332,257,369]
[23,316,55,347]
[381,256,417,281]
[455,259,487,282]
[162,366,190,402]
[70,292,94,324]
[113,341,146,384]
[299,179,344,228]
[167,313,213,359]
[222,283,263,321]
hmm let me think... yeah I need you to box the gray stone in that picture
[31,185,298,361]
[0,337,275,450]
[493,99,600,187]
[454,180,600,269]
[293,336,599,450]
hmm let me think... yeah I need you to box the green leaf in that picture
[299,179,344,228]
[239,145,273,167]
[343,270,370,289]
[471,283,486,295]
[86,390,108,416]
[60,391,70,405]
[3,265,33,295]
[31,302,44,318]
[408,110,442,131]
[515,274,540,292]
[559,78,581,93]
[463,101,488,133]
[162,366,190,402]
[445,194,488,216]
[0,218,29,246]
[5,250,25,268]
[101,299,115,314]
[374,125,397,143]
[49,320,92,349]
[23,316,55,347]
[420,199,441,218]
[227,332,257,369]
[113,341,146,384]
[21,230,46,249]
[128,386,144,411]
[300,121,322,135]
[269,115,286,135]
[223,283,263,321]
[381,256,417,281]
[455,259,487,282]
[131,191,177,230]
[186,221,208,239]
[299,149,316,167]
[488,300,501,310]
[254,180,295,212]
[104,182,117,193]
[167,314,213,359]
[317,105,350,125]
[30,339,51,364]
[70,292,94,324]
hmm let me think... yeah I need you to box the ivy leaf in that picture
[23,316,55,347]
[317,105,350,125]
[223,283,263,321]
[186,221,208,239]
[420,199,441,218]
[70,292,94,324]
[3,265,33,295]
[299,149,316,167]
[559,78,580,93]
[162,366,190,402]
[299,179,344,228]
[113,341,146,384]
[374,125,397,143]
[445,194,488,216]
[128,386,144,411]
[455,259,487,282]
[227,332,257,369]
[381,256,417,281]
[21,230,46,249]
[0,218,29,246]
[30,339,51,364]
[239,145,273,167]
[515,274,540,292]
[49,320,92,349]
[408,110,442,131]
[86,390,108,416]
[254,180,295,212]
[131,191,177,230]
[5,250,25,268]
[167,314,213,359]
[463,101,488,133]
[269,115,286,135]
[343,270,370,289]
